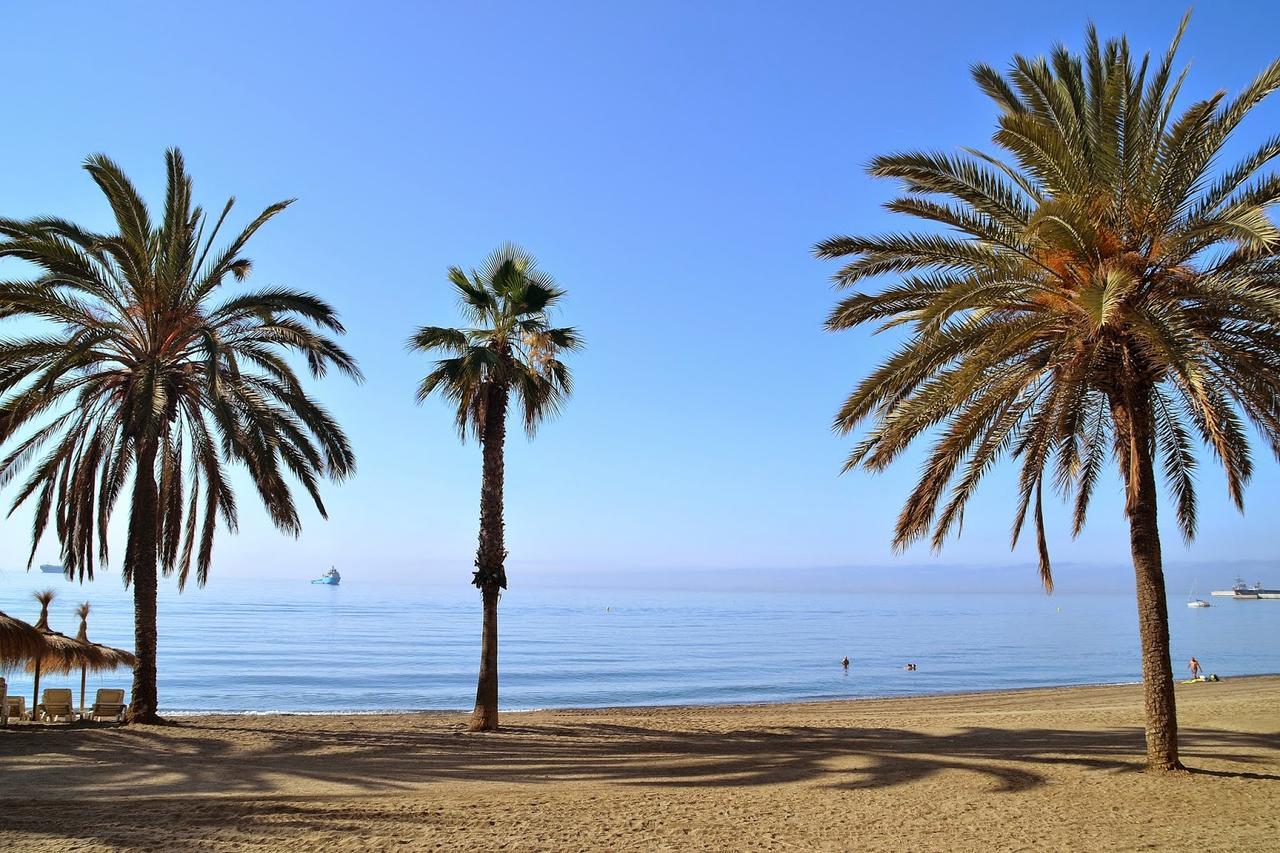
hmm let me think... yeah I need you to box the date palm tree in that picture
[410,244,581,731]
[0,149,360,722]
[815,16,1280,771]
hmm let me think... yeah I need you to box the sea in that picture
[1,574,1276,714]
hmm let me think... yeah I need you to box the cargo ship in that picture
[311,567,341,586]
[1210,577,1280,599]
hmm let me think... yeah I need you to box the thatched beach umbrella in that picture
[26,589,108,715]
[72,602,136,716]
[0,610,45,671]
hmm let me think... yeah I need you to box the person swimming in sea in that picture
[841,656,849,669]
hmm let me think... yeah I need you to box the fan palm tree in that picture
[0,150,360,723]
[409,244,581,731]
[815,16,1280,771]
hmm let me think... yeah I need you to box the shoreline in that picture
[152,672,1279,717]
[3,676,1277,851]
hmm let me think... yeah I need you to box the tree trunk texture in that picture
[469,381,509,732]
[31,660,42,719]
[125,441,162,724]
[470,585,501,731]
[1111,387,1182,771]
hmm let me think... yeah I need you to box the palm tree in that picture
[815,16,1280,771]
[409,244,581,732]
[0,149,360,723]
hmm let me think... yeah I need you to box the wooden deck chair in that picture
[87,688,127,722]
[4,694,28,722]
[37,688,76,722]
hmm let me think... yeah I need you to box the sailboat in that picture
[1187,579,1210,608]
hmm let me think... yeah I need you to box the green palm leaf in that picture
[816,16,1280,772]
[0,150,359,721]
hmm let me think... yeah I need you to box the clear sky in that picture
[1,2,1278,593]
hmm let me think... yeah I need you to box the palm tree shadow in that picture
[1188,766,1280,781]
[1,718,1276,848]
[3,717,1277,796]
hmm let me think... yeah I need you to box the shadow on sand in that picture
[1,718,1276,848]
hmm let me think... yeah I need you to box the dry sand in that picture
[1,676,1277,851]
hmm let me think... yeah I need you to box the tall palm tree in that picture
[0,149,360,723]
[409,244,581,732]
[815,16,1280,771]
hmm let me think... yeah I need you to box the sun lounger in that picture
[87,688,127,722]
[4,694,28,722]
[36,688,76,722]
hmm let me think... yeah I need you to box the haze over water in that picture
[2,574,1275,714]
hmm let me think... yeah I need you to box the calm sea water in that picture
[1,575,1276,713]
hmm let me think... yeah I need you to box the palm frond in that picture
[817,17,1280,596]
[0,150,358,588]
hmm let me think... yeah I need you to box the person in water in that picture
[1189,656,1202,679]
[841,656,850,669]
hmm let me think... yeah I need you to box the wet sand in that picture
[1,676,1277,851]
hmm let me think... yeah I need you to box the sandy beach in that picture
[1,677,1277,851]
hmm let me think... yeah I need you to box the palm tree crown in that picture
[817,17,1280,588]
[410,244,582,448]
[0,149,360,588]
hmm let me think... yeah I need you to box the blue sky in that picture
[1,1,1279,592]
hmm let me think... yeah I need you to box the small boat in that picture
[1210,577,1280,599]
[39,563,65,574]
[1187,580,1210,608]
[311,567,341,586]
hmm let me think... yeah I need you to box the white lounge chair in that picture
[87,688,127,722]
[37,688,76,722]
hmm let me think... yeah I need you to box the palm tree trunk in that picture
[31,659,42,720]
[125,441,162,724]
[471,585,500,730]
[469,382,508,732]
[1111,387,1182,771]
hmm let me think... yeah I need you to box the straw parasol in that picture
[72,602,136,716]
[25,589,109,715]
[0,609,45,672]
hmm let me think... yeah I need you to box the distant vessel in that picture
[1187,580,1210,608]
[1211,577,1280,600]
[39,563,65,574]
[311,567,341,586]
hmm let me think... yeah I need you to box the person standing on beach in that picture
[1189,657,1202,680]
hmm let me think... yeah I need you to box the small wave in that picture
[167,708,465,717]
[166,706,554,717]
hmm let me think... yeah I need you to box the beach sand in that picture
[1,677,1277,851]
